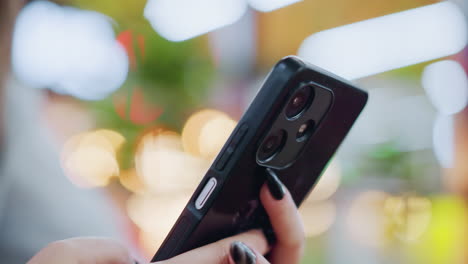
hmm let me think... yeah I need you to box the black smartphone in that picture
[152,56,368,261]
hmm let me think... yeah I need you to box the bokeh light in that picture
[300,201,336,237]
[181,109,237,160]
[422,60,468,115]
[348,191,434,248]
[407,196,467,264]
[299,161,341,237]
[298,1,467,80]
[198,115,237,159]
[346,191,390,248]
[63,145,119,187]
[12,0,128,100]
[248,0,302,12]
[384,196,432,243]
[61,130,125,188]
[433,114,454,168]
[306,161,341,202]
[135,130,211,194]
[127,194,191,254]
[144,0,247,42]
[119,168,146,194]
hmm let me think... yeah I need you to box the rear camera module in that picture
[257,129,287,162]
[285,85,314,119]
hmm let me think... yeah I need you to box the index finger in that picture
[260,169,305,264]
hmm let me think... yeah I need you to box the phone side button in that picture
[215,123,249,171]
[195,177,217,210]
[215,149,231,171]
[230,123,249,148]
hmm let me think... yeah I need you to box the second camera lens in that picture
[257,130,287,162]
[285,86,314,119]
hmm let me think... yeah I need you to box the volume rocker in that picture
[214,123,249,171]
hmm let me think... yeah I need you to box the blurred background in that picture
[2,0,468,263]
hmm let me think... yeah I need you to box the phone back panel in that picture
[152,56,368,261]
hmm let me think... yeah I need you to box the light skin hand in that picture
[158,176,304,264]
[157,170,305,264]
[28,172,305,264]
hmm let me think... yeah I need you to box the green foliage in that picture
[357,141,431,192]
[363,142,413,181]
[73,0,216,168]
[301,237,328,264]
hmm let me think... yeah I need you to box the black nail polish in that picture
[230,241,256,264]
[266,168,285,200]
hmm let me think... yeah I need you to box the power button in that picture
[195,177,217,210]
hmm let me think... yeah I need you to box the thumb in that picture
[154,241,270,264]
[153,230,270,264]
[228,241,270,264]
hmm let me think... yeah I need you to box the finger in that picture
[27,237,133,264]
[228,241,270,264]
[159,229,269,264]
[260,168,305,264]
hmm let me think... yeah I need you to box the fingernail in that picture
[230,241,256,264]
[265,168,285,200]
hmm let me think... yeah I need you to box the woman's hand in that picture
[159,168,305,264]
[28,169,305,264]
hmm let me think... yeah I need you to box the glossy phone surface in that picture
[152,56,368,261]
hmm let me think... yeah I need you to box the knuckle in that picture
[218,241,232,261]
[47,240,75,253]
[208,240,231,264]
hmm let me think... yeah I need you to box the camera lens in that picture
[258,130,287,162]
[285,86,314,119]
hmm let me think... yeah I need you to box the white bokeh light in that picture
[298,1,467,80]
[144,0,247,42]
[422,60,468,115]
[12,1,128,100]
[433,114,454,168]
[248,0,302,12]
